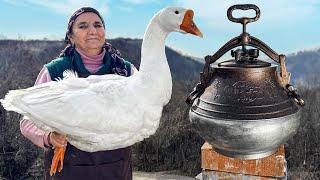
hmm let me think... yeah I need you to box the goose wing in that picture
[1,74,142,136]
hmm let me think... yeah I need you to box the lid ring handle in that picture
[227,4,260,25]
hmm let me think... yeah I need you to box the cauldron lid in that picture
[218,59,271,68]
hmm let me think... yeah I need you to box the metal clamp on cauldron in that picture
[187,4,304,159]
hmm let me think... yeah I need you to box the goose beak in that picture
[180,10,203,38]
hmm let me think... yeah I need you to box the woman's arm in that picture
[20,117,51,148]
[20,67,52,148]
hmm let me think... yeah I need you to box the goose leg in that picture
[50,147,66,176]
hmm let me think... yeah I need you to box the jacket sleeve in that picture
[20,67,52,148]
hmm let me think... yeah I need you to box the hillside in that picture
[286,49,320,78]
[0,39,319,179]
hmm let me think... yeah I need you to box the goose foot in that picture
[50,147,66,176]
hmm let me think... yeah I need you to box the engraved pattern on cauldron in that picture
[210,77,279,105]
[224,81,263,104]
[211,80,222,101]
[264,77,279,100]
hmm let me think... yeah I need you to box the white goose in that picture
[1,7,202,175]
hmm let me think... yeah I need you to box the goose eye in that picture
[175,10,179,14]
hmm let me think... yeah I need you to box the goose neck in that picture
[139,18,169,74]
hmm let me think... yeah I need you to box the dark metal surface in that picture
[191,65,299,120]
[187,4,304,159]
[227,4,260,24]
[218,59,270,68]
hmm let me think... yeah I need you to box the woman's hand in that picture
[48,132,67,148]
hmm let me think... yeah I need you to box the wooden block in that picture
[201,142,286,178]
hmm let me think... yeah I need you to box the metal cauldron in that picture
[187,4,305,159]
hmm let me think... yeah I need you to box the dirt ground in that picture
[133,171,195,180]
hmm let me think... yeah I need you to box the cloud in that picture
[175,0,319,30]
[4,0,111,16]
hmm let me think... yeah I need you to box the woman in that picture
[20,7,136,180]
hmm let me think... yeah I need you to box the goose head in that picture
[157,7,203,37]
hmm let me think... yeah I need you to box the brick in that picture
[201,142,286,178]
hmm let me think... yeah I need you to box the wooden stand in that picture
[196,142,287,180]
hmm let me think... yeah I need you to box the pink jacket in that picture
[20,48,137,148]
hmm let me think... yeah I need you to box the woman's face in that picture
[69,12,105,55]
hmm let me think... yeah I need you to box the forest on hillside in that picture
[0,40,319,179]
